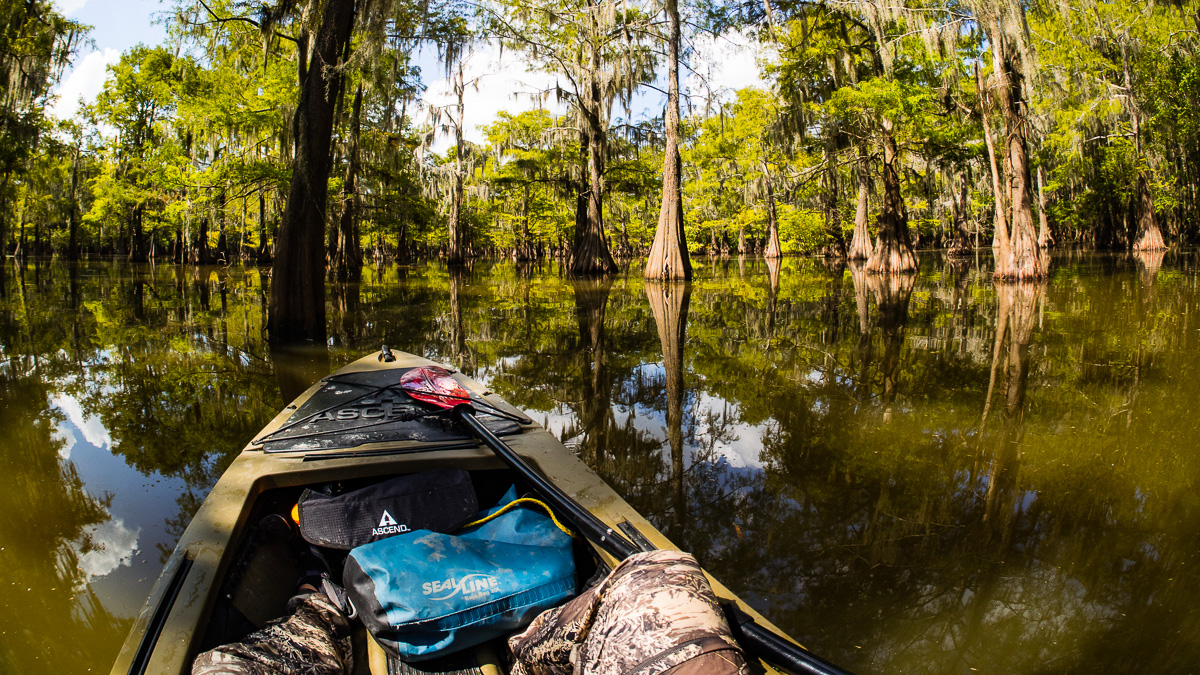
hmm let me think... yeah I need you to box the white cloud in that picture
[73,517,141,580]
[693,394,766,469]
[52,393,112,455]
[51,425,76,461]
[50,47,120,121]
[421,43,568,154]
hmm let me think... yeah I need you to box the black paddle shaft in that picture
[456,407,640,559]
[455,406,854,675]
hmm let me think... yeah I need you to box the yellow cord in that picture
[461,497,576,539]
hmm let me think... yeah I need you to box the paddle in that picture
[398,365,853,675]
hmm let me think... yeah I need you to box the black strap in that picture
[629,635,742,675]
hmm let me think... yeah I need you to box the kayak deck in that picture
[110,350,798,675]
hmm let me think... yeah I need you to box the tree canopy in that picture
[0,0,1195,326]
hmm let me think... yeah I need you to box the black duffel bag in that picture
[296,468,477,550]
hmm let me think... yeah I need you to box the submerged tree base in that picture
[1133,225,1167,252]
[866,237,918,274]
[570,256,619,276]
[569,233,619,276]
[848,225,873,260]
[993,251,1048,281]
[945,242,973,257]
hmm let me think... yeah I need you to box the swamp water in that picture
[1,251,1199,674]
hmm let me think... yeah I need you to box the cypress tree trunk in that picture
[866,118,917,274]
[448,63,466,265]
[573,128,590,262]
[990,15,1045,281]
[570,14,617,276]
[268,0,357,343]
[0,175,10,258]
[848,148,873,260]
[239,197,247,261]
[762,159,782,259]
[1123,46,1166,252]
[571,107,617,273]
[216,188,228,262]
[822,146,845,256]
[1132,174,1166,251]
[1037,166,1053,249]
[18,202,27,257]
[516,184,534,261]
[181,194,191,263]
[645,0,691,280]
[977,63,1009,252]
[257,189,270,262]
[334,83,364,280]
[947,172,971,256]
[130,205,145,262]
[195,209,210,264]
[66,143,80,261]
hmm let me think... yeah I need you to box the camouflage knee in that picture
[192,591,353,675]
[509,549,750,675]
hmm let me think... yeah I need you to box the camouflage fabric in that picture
[508,549,750,675]
[192,591,353,675]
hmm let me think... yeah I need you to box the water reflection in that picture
[645,281,690,539]
[0,371,128,671]
[868,272,915,418]
[271,344,333,403]
[0,263,285,672]
[3,255,1200,673]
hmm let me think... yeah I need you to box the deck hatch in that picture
[256,368,519,453]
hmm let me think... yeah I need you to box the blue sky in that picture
[50,0,166,120]
[50,0,767,151]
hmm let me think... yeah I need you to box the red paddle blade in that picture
[399,366,471,409]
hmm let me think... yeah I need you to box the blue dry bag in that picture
[343,487,577,661]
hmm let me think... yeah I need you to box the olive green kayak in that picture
[109,349,815,675]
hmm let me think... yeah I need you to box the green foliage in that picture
[1031,0,1200,245]
[0,0,86,249]
[3,0,1200,261]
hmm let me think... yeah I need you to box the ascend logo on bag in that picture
[422,574,502,601]
[372,510,410,536]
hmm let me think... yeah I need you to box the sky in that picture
[417,32,769,151]
[49,0,768,151]
[49,0,166,120]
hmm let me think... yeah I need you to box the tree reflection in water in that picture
[6,256,1200,674]
[563,278,662,519]
[645,281,690,539]
[0,368,128,671]
[868,272,915,420]
[0,262,286,671]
